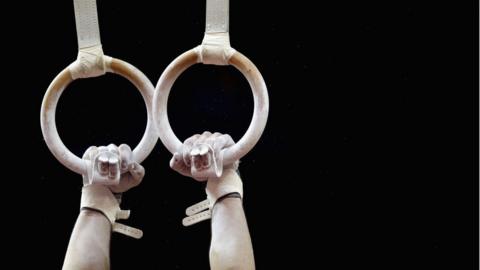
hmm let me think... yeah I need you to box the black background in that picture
[5,0,478,269]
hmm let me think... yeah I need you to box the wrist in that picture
[213,192,242,207]
[211,194,243,222]
[212,192,242,212]
[79,207,113,227]
[80,207,108,218]
[206,169,243,201]
[81,185,119,224]
[80,184,143,239]
[182,167,244,227]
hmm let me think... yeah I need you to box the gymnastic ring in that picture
[153,49,269,165]
[40,58,157,175]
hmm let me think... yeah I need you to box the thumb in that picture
[170,152,183,170]
[170,152,194,178]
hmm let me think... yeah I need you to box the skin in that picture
[62,210,111,270]
[62,144,144,270]
[63,134,254,270]
[171,131,255,270]
[210,198,255,270]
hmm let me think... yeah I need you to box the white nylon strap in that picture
[205,0,229,33]
[186,199,210,216]
[74,0,101,48]
[81,185,143,239]
[197,0,235,65]
[113,208,143,239]
[112,223,143,239]
[183,199,211,226]
[69,0,108,79]
[182,169,243,226]
[183,211,212,226]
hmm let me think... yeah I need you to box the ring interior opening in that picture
[168,64,253,143]
[56,74,147,157]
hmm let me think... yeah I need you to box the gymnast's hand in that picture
[82,144,145,194]
[170,131,238,181]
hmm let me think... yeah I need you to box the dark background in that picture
[5,0,478,269]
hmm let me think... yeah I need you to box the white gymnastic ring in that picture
[40,57,157,175]
[153,49,269,165]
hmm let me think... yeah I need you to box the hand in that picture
[82,144,145,193]
[80,144,145,239]
[170,131,238,181]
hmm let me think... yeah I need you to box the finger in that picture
[171,153,185,173]
[221,134,235,148]
[204,132,223,147]
[107,144,119,155]
[128,162,144,185]
[206,132,223,144]
[118,144,133,171]
[210,135,235,175]
[199,144,209,155]
[182,145,193,167]
[190,145,201,156]
[83,146,99,184]
[191,145,212,170]
[212,134,235,154]
[190,145,202,169]
[170,152,192,177]
[196,131,212,144]
[191,154,215,180]
[97,153,109,176]
[110,163,144,193]
[202,131,213,136]
[170,152,183,169]
[108,155,120,179]
[183,134,200,148]
[183,135,200,166]
[82,146,98,160]
[201,152,212,168]
[190,144,210,159]
[198,144,211,168]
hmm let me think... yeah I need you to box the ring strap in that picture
[70,0,108,79]
[74,0,101,49]
[198,0,234,65]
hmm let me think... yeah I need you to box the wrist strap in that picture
[81,185,143,239]
[182,192,242,226]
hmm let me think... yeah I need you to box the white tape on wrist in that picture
[182,169,243,226]
[81,185,143,239]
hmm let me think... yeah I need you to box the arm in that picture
[171,132,256,270]
[210,197,255,270]
[62,144,145,270]
[62,210,111,270]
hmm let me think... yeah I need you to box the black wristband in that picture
[213,192,242,209]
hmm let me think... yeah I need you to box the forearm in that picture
[63,210,111,270]
[210,198,255,270]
